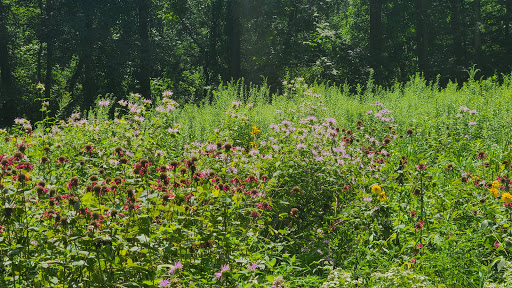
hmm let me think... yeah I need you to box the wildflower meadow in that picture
[2,74,512,287]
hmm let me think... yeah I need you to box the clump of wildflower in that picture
[416,163,426,170]
[489,188,500,199]
[272,276,285,288]
[98,100,110,107]
[168,261,183,275]
[215,264,230,280]
[83,143,94,153]
[57,156,68,164]
[159,279,171,287]
[378,191,387,201]
[247,263,258,271]
[415,220,424,232]
[67,176,79,189]
[371,185,382,195]
[502,193,512,204]
[477,151,488,159]
[290,186,303,194]
[251,126,261,136]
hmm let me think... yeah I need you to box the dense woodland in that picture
[0,0,511,126]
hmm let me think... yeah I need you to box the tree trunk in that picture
[227,0,241,80]
[284,0,297,66]
[0,0,16,126]
[208,0,222,84]
[82,6,96,110]
[415,0,427,73]
[369,0,382,81]
[36,0,43,83]
[505,0,512,55]
[44,0,54,100]
[0,0,12,86]
[450,0,464,65]
[473,0,482,63]
[138,0,151,99]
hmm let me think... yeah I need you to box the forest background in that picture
[0,0,511,126]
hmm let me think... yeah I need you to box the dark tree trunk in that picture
[0,0,16,126]
[208,0,222,85]
[0,0,12,86]
[44,0,54,100]
[505,0,512,55]
[473,0,482,64]
[138,0,151,99]
[450,0,464,65]
[82,6,96,110]
[226,0,241,80]
[369,0,382,81]
[415,0,428,73]
[284,0,297,66]
[36,0,43,83]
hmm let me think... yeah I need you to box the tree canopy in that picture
[0,0,511,126]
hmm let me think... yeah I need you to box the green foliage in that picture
[1,75,512,286]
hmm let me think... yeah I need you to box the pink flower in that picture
[247,263,258,271]
[415,220,424,232]
[416,164,426,170]
[494,241,500,248]
[221,264,230,273]
[98,100,110,107]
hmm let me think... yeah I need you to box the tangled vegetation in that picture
[1,74,512,287]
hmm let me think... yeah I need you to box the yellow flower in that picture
[378,191,387,202]
[502,192,512,203]
[371,185,382,195]
[250,126,261,136]
[492,180,501,189]
[489,187,500,198]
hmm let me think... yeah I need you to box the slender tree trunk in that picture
[0,0,16,126]
[44,0,54,100]
[505,0,512,55]
[369,0,382,81]
[227,0,241,80]
[82,6,96,110]
[473,0,482,64]
[284,0,297,66]
[450,0,464,65]
[138,0,151,99]
[0,0,12,86]
[208,0,222,84]
[36,0,43,83]
[415,0,427,73]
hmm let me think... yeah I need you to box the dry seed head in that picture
[127,188,134,198]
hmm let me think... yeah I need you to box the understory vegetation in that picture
[1,74,512,287]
